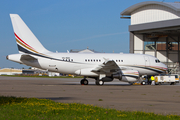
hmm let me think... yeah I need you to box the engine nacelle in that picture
[101,77,113,82]
[112,70,139,82]
[112,73,122,80]
[121,70,139,82]
[121,76,138,82]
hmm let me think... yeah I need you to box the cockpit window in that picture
[155,59,160,63]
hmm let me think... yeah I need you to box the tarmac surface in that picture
[0,76,180,115]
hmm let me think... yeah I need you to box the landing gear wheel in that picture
[95,80,104,86]
[83,79,88,85]
[80,79,89,85]
[99,80,104,86]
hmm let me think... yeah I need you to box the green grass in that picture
[0,96,179,120]
[0,75,83,78]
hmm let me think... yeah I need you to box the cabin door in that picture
[144,56,150,67]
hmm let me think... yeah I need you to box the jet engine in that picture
[112,70,139,82]
[121,70,139,82]
[112,72,122,80]
[101,77,114,82]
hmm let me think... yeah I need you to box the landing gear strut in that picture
[80,78,88,85]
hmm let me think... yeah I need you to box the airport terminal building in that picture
[121,1,180,74]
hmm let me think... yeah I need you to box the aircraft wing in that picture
[20,54,37,61]
[92,59,121,74]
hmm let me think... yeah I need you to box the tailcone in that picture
[6,54,23,64]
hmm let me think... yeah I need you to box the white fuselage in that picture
[8,52,167,77]
[7,14,168,85]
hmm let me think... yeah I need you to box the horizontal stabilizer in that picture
[20,54,37,61]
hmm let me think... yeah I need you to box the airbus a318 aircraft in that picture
[7,14,167,85]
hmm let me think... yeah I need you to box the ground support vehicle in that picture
[155,75,176,85]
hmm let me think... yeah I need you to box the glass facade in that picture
[144,41,155,50]
[144,41,179,51]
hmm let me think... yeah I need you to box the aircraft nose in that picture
[6,55,9,60]
[162,63,168,71]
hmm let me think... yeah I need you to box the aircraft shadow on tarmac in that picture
[56,83,131,86]
[38,97,75,101]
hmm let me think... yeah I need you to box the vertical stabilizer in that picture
[10,14,49,54]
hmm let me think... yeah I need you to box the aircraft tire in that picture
[80,79,88,85]
[83,79,88,85]
[96,80,104,86]
[99,80,104,86]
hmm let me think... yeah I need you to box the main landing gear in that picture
[95,79,104,86]
[80,77,104,86]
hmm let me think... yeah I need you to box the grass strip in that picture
[0,96,179,120]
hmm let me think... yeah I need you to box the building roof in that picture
[121,1,180,16]
[70,48,100,53]
[0,68,22,72]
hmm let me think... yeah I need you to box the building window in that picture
[144,41,155,50]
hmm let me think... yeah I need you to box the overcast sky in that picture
[0,0,175,69]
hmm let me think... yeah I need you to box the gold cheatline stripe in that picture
[16,38,49,57]
[16,39,38,54]
[136,65,166,72]
[148,66,166,72]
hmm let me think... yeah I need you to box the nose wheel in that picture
[80,79,89,85]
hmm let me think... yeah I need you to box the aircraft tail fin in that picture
[10,14,49,54]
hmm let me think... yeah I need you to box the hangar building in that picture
[121,1,180,74]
